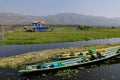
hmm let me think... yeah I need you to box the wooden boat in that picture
[19,47,120,73]
[56,48,109,59]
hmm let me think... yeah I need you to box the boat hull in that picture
[19,47,120,73]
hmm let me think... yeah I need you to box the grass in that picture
[0,43,120,68]
[0,27,120,44]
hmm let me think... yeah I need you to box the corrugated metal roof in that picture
[32,20,46,24]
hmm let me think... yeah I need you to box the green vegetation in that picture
[0,27,120,44]
[0,43,120,68]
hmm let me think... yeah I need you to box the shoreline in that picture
[0,28,120,45]
[0,43,120,69]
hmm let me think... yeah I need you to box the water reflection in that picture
[0,38,120,57]
[3,56,119,80]
[19,57,120,80]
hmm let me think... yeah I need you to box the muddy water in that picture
[1,57,120,80]
[0,38,120,57]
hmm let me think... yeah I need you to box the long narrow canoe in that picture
[19,47,120,73]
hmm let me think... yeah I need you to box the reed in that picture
[0,43,120,68]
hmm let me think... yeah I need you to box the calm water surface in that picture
[0,38,120,57]
[0,38,120,80]
[0,57,120,80]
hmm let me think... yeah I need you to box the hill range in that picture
[0,12,120,26]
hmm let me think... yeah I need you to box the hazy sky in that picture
[0,0,120,17]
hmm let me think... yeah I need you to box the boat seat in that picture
[38,63,44,68]
[52,62,59,67]
[26,66,32,70]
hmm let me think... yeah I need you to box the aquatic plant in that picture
[0,43,120,68]
[0,27,120,44]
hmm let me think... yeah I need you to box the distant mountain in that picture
[0,12,36,24]
[0,12,120,26]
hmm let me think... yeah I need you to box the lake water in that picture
[1,56,120,80]
[0,38,120,80]
[0,38,120,57]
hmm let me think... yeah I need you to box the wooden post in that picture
[2,25,4,40]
